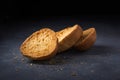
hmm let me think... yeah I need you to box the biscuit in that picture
[74,27,96,51]
[56,24,83,53]
[20,28,58,60]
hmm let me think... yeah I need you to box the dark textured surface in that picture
[0,15,120,80]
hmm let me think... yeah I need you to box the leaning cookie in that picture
[56,24,83,53]
[74,27,96,51]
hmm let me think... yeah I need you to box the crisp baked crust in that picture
[75,28,96,51]
[56,24,83,53]
[20,28,58,60]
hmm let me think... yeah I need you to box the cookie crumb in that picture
[30,63,33,66]
[21,58,25,61]
[60,68,63,71]
[91,70,94,73]
[14,56,18,59]
[80,62,84,64]
[15,68,20,72]
[80,62,87,64]
[71,72,77,76]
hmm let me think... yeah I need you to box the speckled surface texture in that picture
[0,16,120,80]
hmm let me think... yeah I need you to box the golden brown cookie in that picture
[74,27,96,51]
[20,28,58,60]
[56,24,83,53]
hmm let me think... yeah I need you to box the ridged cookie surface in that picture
[20,28,58,60]
[75,28,96,51]
[56,24,83,53]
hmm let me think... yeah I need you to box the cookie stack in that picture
[20,24,96,60]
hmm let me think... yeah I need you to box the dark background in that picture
[1,15,120,80]
[0,1,120,80]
